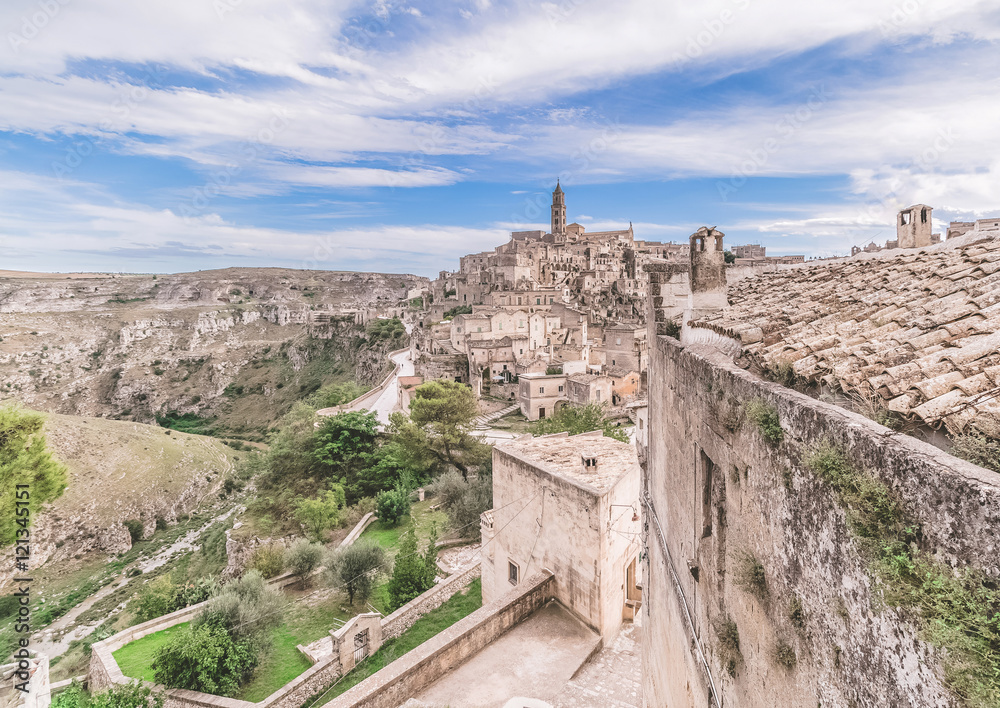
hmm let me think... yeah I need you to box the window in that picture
[558,385,564,393]
[502,364,508,370]
[508,561,519,585]
[539,386,545,394]
[536,298,541,305]
[477,327,482,333]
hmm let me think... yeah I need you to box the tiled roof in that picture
[691,237,1000,435]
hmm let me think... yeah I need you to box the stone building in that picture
[481,431,642,639]
[517,372,566,420]
[564,372,612,407]
[603,323,647,372]
[896,203,933,248]
[640,226,1000,707]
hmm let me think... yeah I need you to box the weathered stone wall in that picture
[642,334,1000,708]
[380,563,481,640]
[325,571,555,708]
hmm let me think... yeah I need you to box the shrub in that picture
[773,640,797,670]
[286,539,323,586]
[152,623,258,696]
[56,680,164,708]
[951,419,1000,473]
[295,487,345,540]
[663,319,681,339]
[130,574,176,623]
[735,551,768,600]
[387,526,436,611]
[249,544,285,579]
[743,399,783,445]
[430,471,492,538]
[714,617,742,677]
[325,540,386,606]
[172,576,219,610]
[124,519,144,543]
[154,517,168,532]
[789,596,805,629]
[375,485,411,526]
[196,570,285,645]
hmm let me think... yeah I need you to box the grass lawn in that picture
[113,622,189,682]
[316,578,483,703]
[112,590,359,701]
[489,411,533,434]
[361,499,448,560]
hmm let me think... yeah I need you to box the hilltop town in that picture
[2,190,999,708]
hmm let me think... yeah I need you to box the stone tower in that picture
[551,181,566,237]
[689,226,728,315]
[897,204,933,248]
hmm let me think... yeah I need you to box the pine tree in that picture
[0,404,68,546]
[388,526,431,610]
[422,523,439,587]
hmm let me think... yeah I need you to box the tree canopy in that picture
[0,404,68,546]
[402,380,489,479]
[530,402,629,442]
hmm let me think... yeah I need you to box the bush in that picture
[387,526,437,610]
[951,419,1000,473]
[325,540,386,606]
[430,472,493,538]
[55,681,164,708]
[375,486,411,526]
[152,623,258,696]
[294,487,345,540]
[196,570,285,646]
[714,617,742,677]
[286,539,323,586]
[773,640,797,670]
[130,574,177,623]
[743,399,783,445]
[124,519,144,543]
[249,544,285,579]
[735,551,768,600]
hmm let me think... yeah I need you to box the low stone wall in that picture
[337,513,376,549]
[326,570,555,708]
[380,563,481,641]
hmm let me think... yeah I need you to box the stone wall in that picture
[642,334,1000,708]
[380,563,481,640]
[325,571,555,708]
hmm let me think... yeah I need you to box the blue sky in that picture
[2,0,1000,277]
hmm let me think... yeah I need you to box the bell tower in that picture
[551,181,566,237]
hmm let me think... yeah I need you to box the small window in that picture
[508,561,519,585]
[558,385,564,392]
[536,298,541,304]
[539,386,545,394]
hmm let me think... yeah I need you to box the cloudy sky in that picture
[2,0,999,276]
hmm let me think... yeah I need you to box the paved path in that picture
[550,621,642,707]
[414,602,600,708]
[371,348,413,425]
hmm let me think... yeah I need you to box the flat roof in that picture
[497,432,638,494]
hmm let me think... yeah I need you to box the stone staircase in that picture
[473,404,520,430]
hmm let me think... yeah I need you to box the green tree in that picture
[130,574,176,623]
[375,485,411,526]
[294,486,346,540]
[325,540,386,606]
[724,250,736,264]
[423,523,439,587]
[286,539,323,588]
[387,527,433,610]
[0,404,68,545]
[429,471,493,539]
[313,411,381,501]
[265,402,320,480]
[152,623,258,696]
[249,543,285,579]
[405,380,489,479]
[530,403,628,442]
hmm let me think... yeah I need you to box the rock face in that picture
[0,268,427,436]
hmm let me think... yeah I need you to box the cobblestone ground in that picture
[437,543,481,573]
[550,622,642,708]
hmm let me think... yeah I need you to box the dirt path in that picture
[32,505,241,660]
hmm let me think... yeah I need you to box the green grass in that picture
[155,412,218,436]
[111,594,357,701]
[113,622,189,681]
[237,598,352,702]
[315,578,482,704]
[361,500,448,560]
